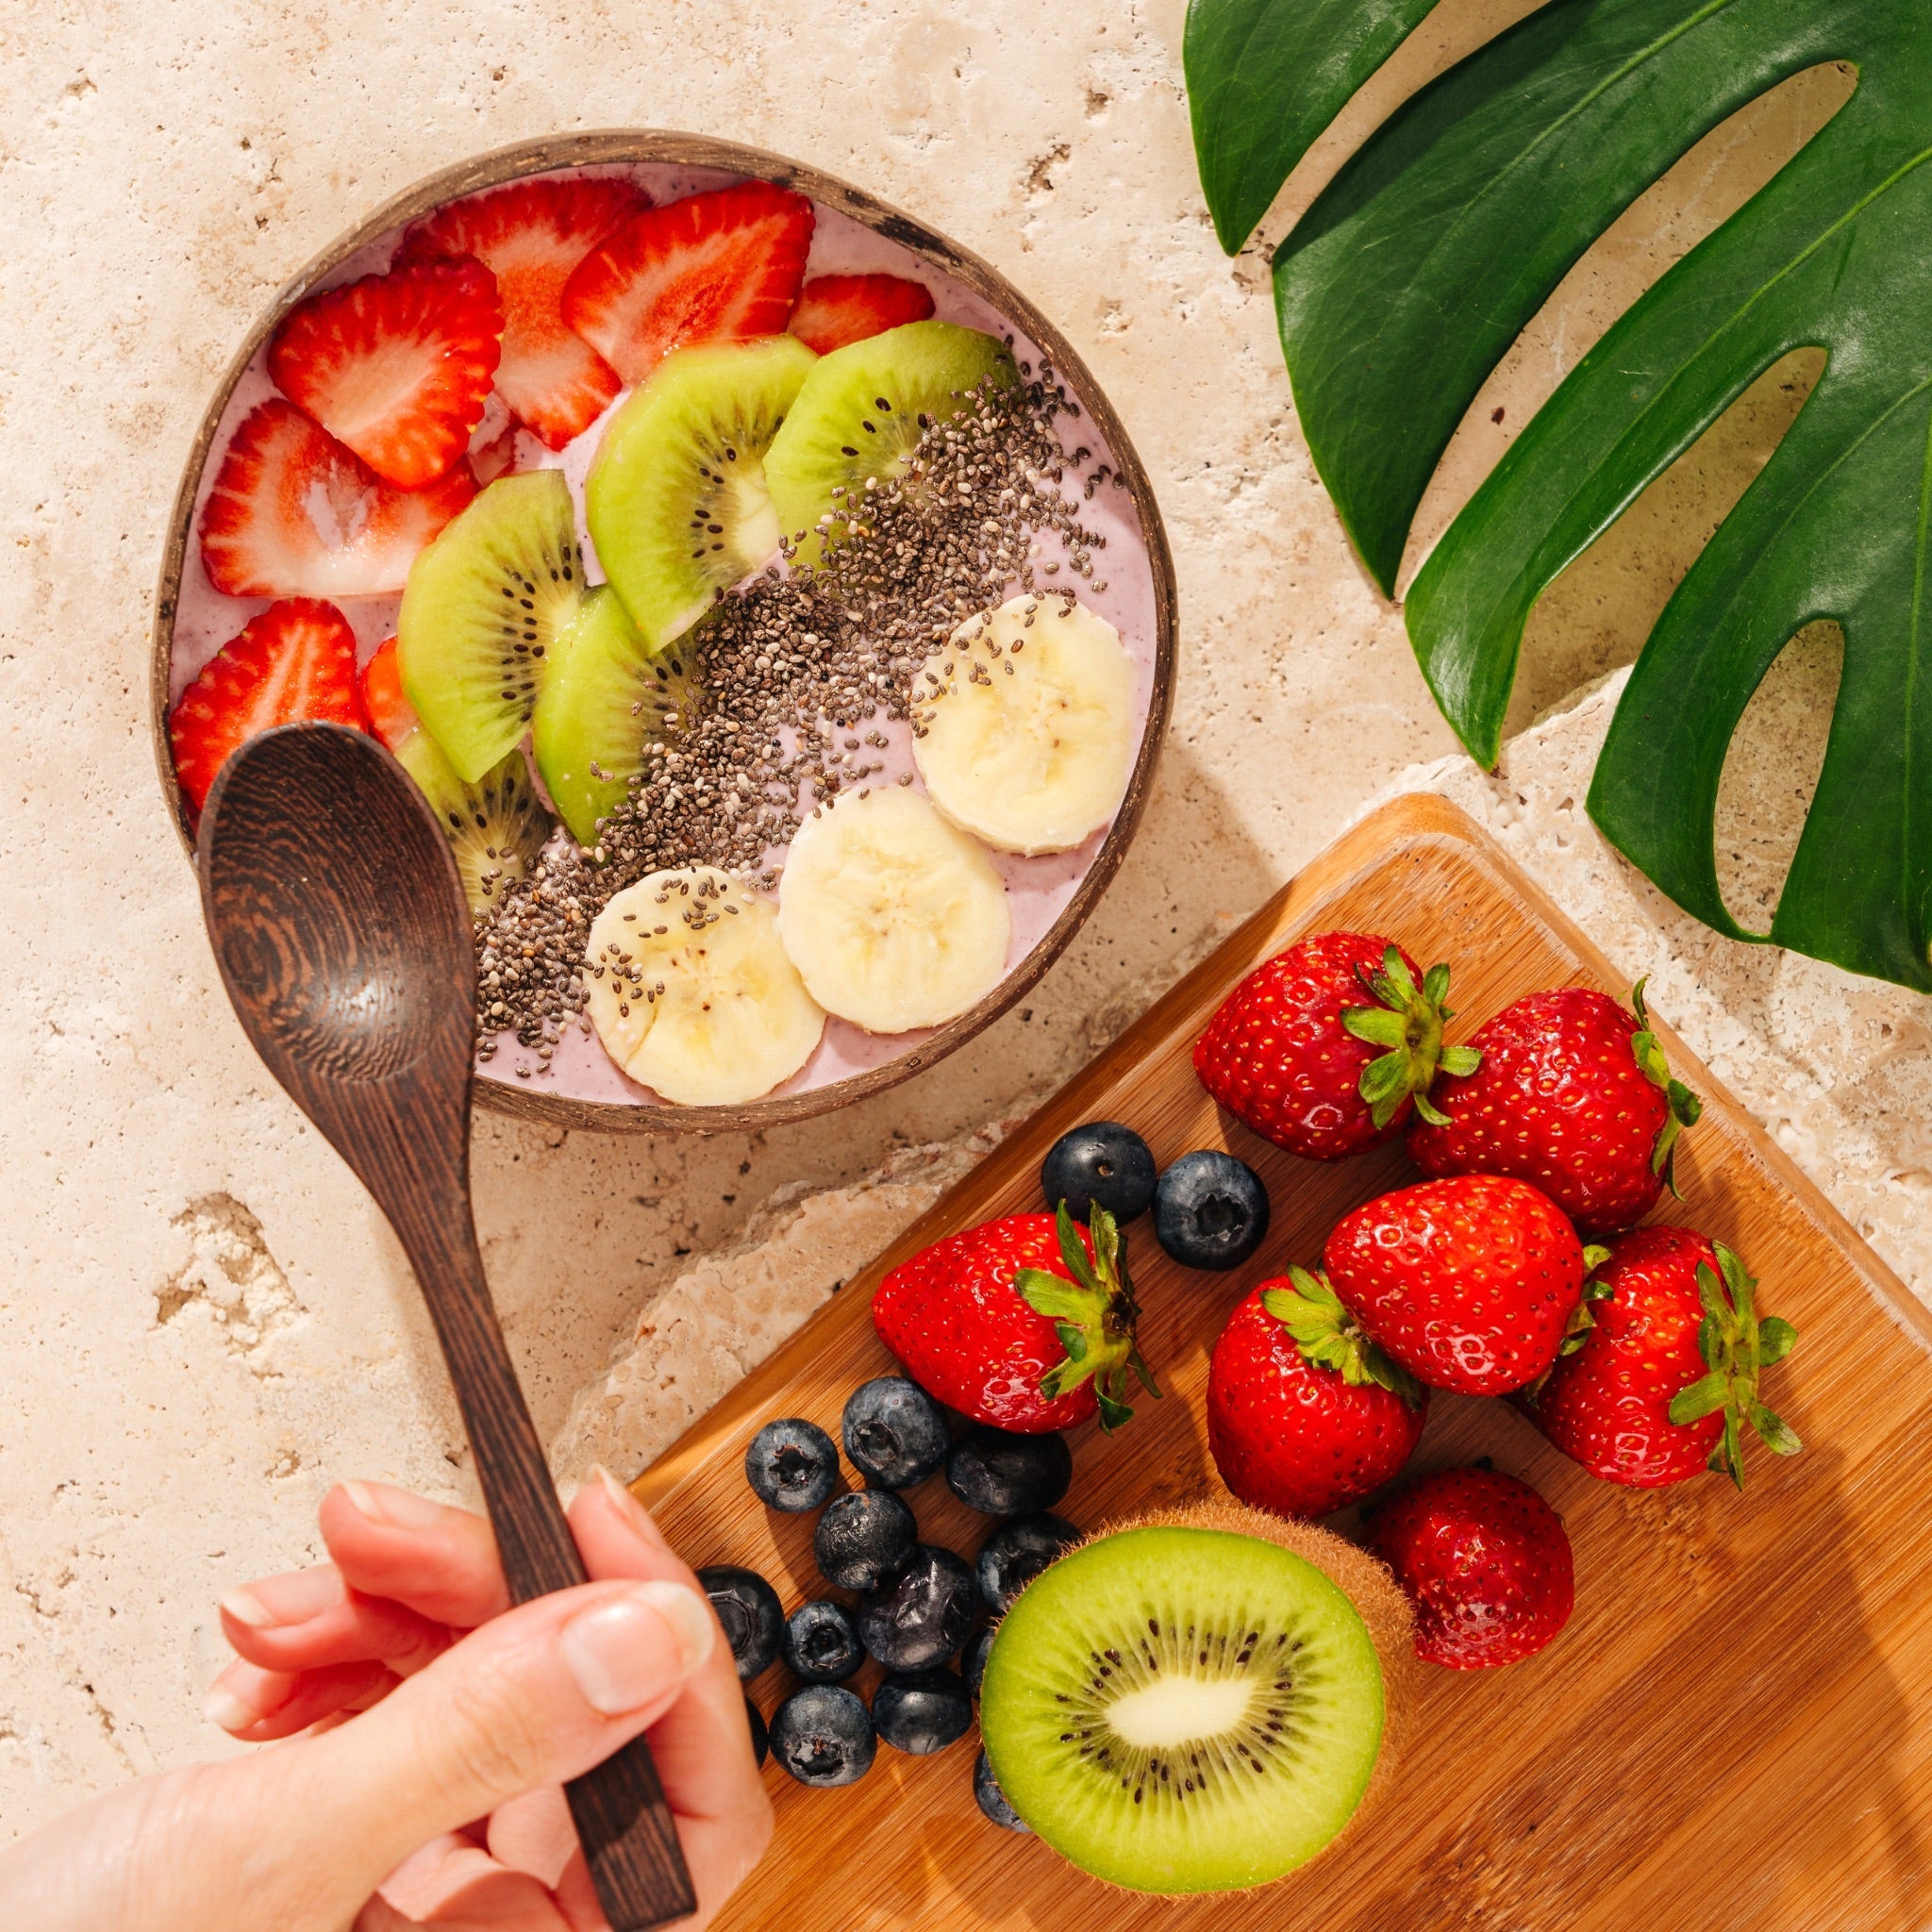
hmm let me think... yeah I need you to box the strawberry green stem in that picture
[1559,1245,1615,1355]
[1261,1267,1424,1406]
[1630,978,1703,1193]
[1340,949,1479,1129]
[1665,1242,1800,1488]
[1015,1203,1159,1433]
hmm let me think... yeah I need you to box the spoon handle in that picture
[397,1202,698,1930]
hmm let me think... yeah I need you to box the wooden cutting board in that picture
[629,792,1932,1932]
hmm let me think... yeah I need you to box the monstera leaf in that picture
[1185,0,1932,992]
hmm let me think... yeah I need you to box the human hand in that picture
[0,1469,772,1931]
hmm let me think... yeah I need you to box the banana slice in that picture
[777,788,1011,1033]
[584,867,824,1107]
[911,594,1134,856]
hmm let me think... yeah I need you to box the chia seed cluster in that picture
[475,354,1125,1069]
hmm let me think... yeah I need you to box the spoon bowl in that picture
[201,723,469,1087]
[197,724,695,1931]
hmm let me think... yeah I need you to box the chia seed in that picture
[474,364,1108,1060]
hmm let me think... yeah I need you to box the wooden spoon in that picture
[196,722,697,1930]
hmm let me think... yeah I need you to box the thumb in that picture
[264,1575,716,1910]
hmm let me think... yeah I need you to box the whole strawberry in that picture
[1407,980,1701,1236]
[1365,1466,1574,1669]
[1208,1271,1428,1519]
[1525,1225,1798,1488]
[1323,1175,1591,1396]
[873,1204,1157,1434]
[1192,931,1478,1161]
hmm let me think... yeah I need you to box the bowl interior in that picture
[155,134,1175,1131]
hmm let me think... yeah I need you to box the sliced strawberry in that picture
[170,599,367,816]
[268,257,503,487]
[403,176,644,449]
[198,400,476,599]
[358,635,420,752]
[561,180,815,387]
[789,274,935,356]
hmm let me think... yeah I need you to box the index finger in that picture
[318,1482,512,1629]
[569,1471,774,1851]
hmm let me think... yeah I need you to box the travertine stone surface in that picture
[0,0,1916,1844]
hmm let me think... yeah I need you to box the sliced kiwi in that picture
[532,585,700,849]
[585,335,818,652]
[393,727,552,919]
[764,320,1017,567]
[398,471,583,784]
[978,1507,1407,1896]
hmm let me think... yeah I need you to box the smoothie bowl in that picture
[152,133,1175,1132]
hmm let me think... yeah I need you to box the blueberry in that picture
[770,1684,875,1788]
[945,1424,1074,1516]
[974,1749,1029,1832]
[782,1599,864,1684]
[697,1565,783,1681]
[976,1513,1081,1614]
[1152,1148,1271,1271]
[744,1417,840,1512]
[841,1376,949,1490]
[962,1625,995,1700]
[745,1696,769,1770]
[813,1489,916,1592]
[873,1669,974,1755]
[857,1543,977,1670]
[1041,1121,1157,1224]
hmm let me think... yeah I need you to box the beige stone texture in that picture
[0,0,1917,1848]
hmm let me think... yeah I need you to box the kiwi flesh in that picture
[978,1502,1412,1896]
[764,320,1017,568]
[393,727,552,919]
[398,471,584,784]
[532,585,701,849]
[585,335,817,653]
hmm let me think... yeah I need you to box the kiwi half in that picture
[586,335,817,652]
[764,320,1017,567]
[532,585,701,849]
[978,1502,1412,1896]
[398,471,583,783]
[393,727,551,919]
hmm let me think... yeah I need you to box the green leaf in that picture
[1016,1268,1087,1323]
[1184,0,1441,254]
[1441,1044,1483,1076]
[1056,1202,1094,1288]
[1055,1322,1088,1363]
[1669,1370,1729,1424]
[1695,1260,1731,1324]
[1757,1313,1798,1363]
[1669,1080,1704,1126]
[1373,946,1417,1000]
[1341,1005,1410,1048]
[1189,0,1932,991]
[1751,1401,1803,1454]
[1364,1349,1427,1407]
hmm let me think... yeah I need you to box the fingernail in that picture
[204,1683,258,1732]
[341,1480,443,1529]
[560,1581,715,1716]
[220,1586,275,1629]
[221,1566,342,1630]
[593,1463,656,1536]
